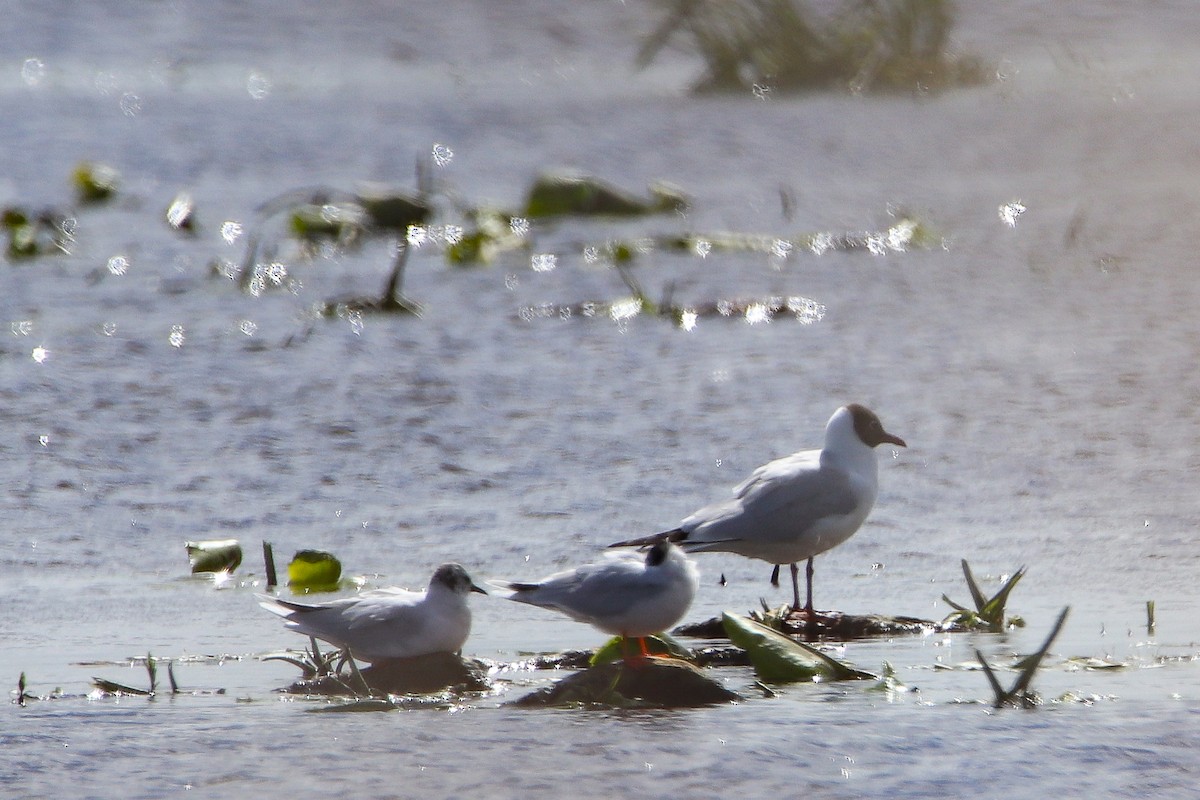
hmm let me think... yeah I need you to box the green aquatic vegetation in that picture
[91,652,163,697]
[185,539,243,575]
[289,202,368,246]
[2,207,73,261]
[317,239,423,316]
[72,161,119,204]
[589,633,693,666]
[975,606,1070,709]
[445,208,529,265]
[941,559,1026,632]
[287,550,343,593]
[523,172,688,219]
[721,612,875,683]
[264,636,345,680]
[638,0,988,95]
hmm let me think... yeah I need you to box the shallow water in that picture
[4,1,1200,797]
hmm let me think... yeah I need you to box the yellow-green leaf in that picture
[287,550,342,592]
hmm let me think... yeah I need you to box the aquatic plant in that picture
[638,0,988,94]
[286,549,343,593]
[264,635,346,681]
[185,539,243,575]
[2,207,73,261]
[941,559,1025,632]
[589,633,693,666]
[72,161,119,204]
[523,172,688,218]
[262,541,279,588]
[91,652,168,697]
[722,612,875,682]
[975,606,1070,709]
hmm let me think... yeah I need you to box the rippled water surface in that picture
[4,2,1200,797]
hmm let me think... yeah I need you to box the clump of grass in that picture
[976,606,1070,709]
[92,652,174,697]
[941,559,1025,632]
[639,0,988,94]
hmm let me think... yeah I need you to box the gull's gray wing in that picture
[683,452,859,545]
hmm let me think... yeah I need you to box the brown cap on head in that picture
[847,403,906,448]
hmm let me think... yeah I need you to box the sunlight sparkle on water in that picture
[808,232,834,255]
[509,217,530,237]
[12,320,33,336]
[168,325,185,348]
[221,221,243,244]
[693,239,712,258]
[886,220,917,251]
[107,255,129,275]
[788,296,826,324]
[432,143,454,167]
[119,92,141,116]
[679,310,698,331]
[22,58,45,87]
[999,201,1026,227]
[531,253,557,273]
[609,297,642,322]
[239,320,258,337]
[246,72,272,100]
[744,303,771,325]
[31,346,49,363]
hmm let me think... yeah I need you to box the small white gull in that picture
[257,563,485,662]
[611,404,905,613]
[489,541,699,661]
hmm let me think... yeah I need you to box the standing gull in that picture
[489,541,699,661]
[610,404,905,614]
[257,563,486,663]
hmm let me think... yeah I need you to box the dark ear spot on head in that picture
[646,541,669,567]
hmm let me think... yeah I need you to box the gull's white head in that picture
[430,563,488,596]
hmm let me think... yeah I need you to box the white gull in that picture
[257,563,485,662]
[610,404,905,613]
[489,541,699,660]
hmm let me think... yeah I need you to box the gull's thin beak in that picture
[471,583,488,595]
[882,431,907,448]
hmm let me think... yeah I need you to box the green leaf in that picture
[960,559,988,612]
[185,539,243,574]
[589,633,692,666]
[980,566,1026,625]
[287,550,343,593]
[721,612,874,683]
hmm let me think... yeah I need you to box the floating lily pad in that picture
[287,550,342,592]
